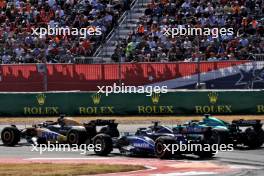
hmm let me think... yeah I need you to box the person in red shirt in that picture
[0,0,6,9]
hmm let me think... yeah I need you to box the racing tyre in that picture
[197,151,215,158]
[195,134,216,158]
[196,149,215,158]
[155,137,174,159]
[67,129,87,145]
[1,126,21,146]
[93,134,113,156]
[244,128,264,148]
[212,128,231,145]
[211,130,222,145]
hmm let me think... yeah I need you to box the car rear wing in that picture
[173,125,212,135]
[231,119,262,127]
[84,119,117,126]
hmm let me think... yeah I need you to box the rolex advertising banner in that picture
[0,90,263,116]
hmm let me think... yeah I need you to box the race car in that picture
[91,121,218,159]
[173,114,264,149]
[0,115,119,146]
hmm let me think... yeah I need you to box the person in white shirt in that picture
[14,46,25,58]
[2,53,11,64]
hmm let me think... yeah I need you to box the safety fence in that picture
[0,90,263,116]
[0,61,251,92]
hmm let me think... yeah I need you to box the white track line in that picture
[152,172,217,176]
[24,157,109,160]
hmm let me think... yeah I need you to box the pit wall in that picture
[0,90,263,116]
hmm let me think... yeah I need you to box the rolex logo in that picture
[151,93,160,104]
[36,93,46,106]
[91,93,101,105]
[208,92,218,104]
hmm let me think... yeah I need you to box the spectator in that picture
[0,0,131,63]
[113,0,264,62]
[1,52,11,64]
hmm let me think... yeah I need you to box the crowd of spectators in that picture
[112,0,264,62]
[0,0,131,64]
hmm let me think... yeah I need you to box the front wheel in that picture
[1,126,21,146]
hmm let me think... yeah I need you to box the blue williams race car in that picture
[91,121,218,159]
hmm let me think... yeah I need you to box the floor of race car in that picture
[0,124,264,176]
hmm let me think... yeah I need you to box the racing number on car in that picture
[41,132,59,140]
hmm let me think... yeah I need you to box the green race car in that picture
[173,114,264,149]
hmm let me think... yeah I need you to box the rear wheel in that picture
[1,126,21,146]
[93,134,113,156]
[195,133,217,158]
[244,128,264,148]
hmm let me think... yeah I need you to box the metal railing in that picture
[94,0,142,58]
[74,57,105,64]
[93,0,138,57]
[92,11,128,57]
[251,54,264,61]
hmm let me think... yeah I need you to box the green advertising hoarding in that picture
[0,90,263,116]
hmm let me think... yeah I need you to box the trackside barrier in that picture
[0,61,249,92]
[0,90,263,116]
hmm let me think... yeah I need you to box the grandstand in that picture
[0,0,132,64]
[103,0,264,62]
[0,0,263,64]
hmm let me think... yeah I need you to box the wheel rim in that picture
[3,131,12,141]
[68,133,77,143]
[95,138,104,151]
[155,142,164,154]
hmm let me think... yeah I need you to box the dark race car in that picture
[91,121,218,159]
[1,115,119,146]
[173,114,264,149]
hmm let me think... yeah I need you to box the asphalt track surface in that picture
[0,124,264,176]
